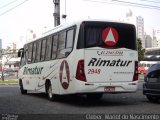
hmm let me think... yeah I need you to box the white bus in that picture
[18,20,138,101]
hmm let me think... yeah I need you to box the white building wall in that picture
[136,16,145,48]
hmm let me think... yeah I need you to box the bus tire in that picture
[19,80,27,94]
[86,93,103,101]
[46,81,54,101]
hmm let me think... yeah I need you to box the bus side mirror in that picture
[18,51,21,57]
[18,48,24,57]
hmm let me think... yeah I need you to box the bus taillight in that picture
[133,61,138,81]
[76,60,86,82]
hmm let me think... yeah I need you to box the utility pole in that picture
[62,0,67,23]
[53,0,60,27]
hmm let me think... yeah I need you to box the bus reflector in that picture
[76,60,86,82]
[133,61,138,81]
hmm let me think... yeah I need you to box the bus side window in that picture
[27,43,33,63]
[41,39,47,61]
[51,35,58,59]
[57,31,66,59]
[45,36,52,60]
[32,42,37,63]
[19,50,26,67]
[35,40,42,62]
[65,29,75,56]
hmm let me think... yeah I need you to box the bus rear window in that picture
[77,21,137,50]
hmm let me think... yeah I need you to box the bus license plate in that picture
[104,87,115,92]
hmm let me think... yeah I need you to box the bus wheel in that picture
[46,82,54,101]
[19,80,27,94]
[86,93,103,101]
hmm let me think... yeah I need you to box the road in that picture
[0,80,159,120]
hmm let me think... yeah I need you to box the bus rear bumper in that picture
[75,81,138,94]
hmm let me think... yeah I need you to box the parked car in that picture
[143,64,160,103]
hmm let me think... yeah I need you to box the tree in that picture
[137,38,145,61]
[0,48,18,81]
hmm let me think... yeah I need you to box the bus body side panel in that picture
[19,64,39,91]
[18,66,27,89]
[36,60,61,94]
[58,50,84,95]
[56,24,83,95]
[19,60,61,94]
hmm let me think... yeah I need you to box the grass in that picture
[0,79,18,85]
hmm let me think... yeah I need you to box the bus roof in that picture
[24,19,135,45]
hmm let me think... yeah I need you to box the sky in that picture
[0,0,160,48]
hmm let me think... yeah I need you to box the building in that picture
[152,29,160,48]
[152,29,160,47]
[152,29,158,47]
[145,34,152,48]
[7,42,16,49]
[136,16,145,48]
[26,29,36,42]
[3,57,20,72]
[157,29,160,47]
[0,42,20,75]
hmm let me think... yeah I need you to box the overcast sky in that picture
[0,0,160,48]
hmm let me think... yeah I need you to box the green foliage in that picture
[137,38,145,61]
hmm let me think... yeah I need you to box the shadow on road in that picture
[27,92,147,107]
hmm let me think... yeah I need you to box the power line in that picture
[111,0,160,8]
[0,0,19,10]
[84,0,160,10]
[139,0,160,4]
[0,0,29,16]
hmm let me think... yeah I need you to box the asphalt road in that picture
[0,80,159,120]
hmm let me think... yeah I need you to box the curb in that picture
[0,80,18,85]
[0,83,18,85]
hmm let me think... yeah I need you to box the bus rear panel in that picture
[75,21,138,93]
